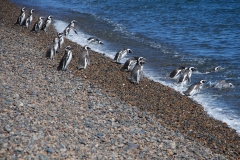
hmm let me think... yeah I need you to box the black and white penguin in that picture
[183,80,206,96]
[87,37,104,44]
[169,66,186,78]
[57,46,73,71]
[178,67,196,84]
[32,16,44,33]
[57,32,64,51]
[42,15,52,33]
[128,57,145,84]
[46,38,59,60]
[120,56,140,72]
[113,48,132,63]
[16,7,25,25]
[63,20,78,36]
[77,46,91,70]
[212,80,234,89]
[24,9,34,28]
[206,66,220,73]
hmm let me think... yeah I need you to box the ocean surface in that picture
[11,0,240,134]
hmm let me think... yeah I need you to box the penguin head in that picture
[57,32,63,37]
[83,45,91,50]
[71,20,77,24]
[127,49,132,53]
[137,57,146,65]
[65,45,71,50]
[215,66,220,71]
[189,67,196,71]
[200,80,207,84]
[98,40,104,45]
[30,9,34,14]
[21,7,25,12]
[48,15,53,20]
[229,83,234,88]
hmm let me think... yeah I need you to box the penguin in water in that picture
[183,80,206,96]
[32,16,44,33]
[87,37,104,45]
[57,46,73,71]
[46,38,59,60]
[128,57,146,84]
[63,20,78,36]
[77,46,91,70]
[121,56,140,72]
[42,15,52,33]
[169,66,186,78]
[113,48,132,63]
[212,80,234,89]
[204,66,220,73]
[57,32,64,52]
[24,9,34,28]
[178,67,196,84]
[16,7,25,25]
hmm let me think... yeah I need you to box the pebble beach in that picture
[0,0,240,159]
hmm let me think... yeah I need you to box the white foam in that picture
[53,19,240,135]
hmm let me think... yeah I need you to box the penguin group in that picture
[15,6,234,96]
[169,65,234,96]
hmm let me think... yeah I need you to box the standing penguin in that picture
[32,16,44,33]
[57,46,73,71]
[63,20,78,36]
[77,46,91,70]
[42,15,52,33]
[169,66,186,78]
[24,9,34,28]
[16,7,25,25]
[46,38,59,60]
[114,48,132,63]
[183,80,206,96]
[121,57,141,72]
[178,67,196,84]
[128,57,145,84]
[57,32,64,51]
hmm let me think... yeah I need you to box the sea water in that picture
[11,0,240,134]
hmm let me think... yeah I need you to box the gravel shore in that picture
[1,0,239,159]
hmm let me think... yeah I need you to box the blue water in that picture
[11,0,240,134]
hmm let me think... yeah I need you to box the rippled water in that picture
[11,0,240,134]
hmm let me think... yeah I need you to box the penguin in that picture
[32,17,44,33]
[87,37,104,44]
[169,66,186,78]
[206,66,220,73]
[128,57,146,84]
[77,46,91,70]
[16,7,25,25]
[113,48,132,63]
[57,46,73,71]
[212,80,234,89]
[24,9,34,28]
[178,67,196,84]
[183,80,207,96]
[57,32,64,51]
[46,38,59,60]
[63,20,78,36]
[120,57,140,72]
[42,15,52,33]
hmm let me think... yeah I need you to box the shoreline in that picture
[1,0,240,159]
